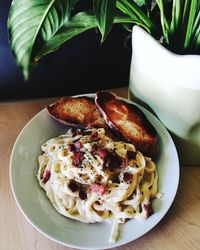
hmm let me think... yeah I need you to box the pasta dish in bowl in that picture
[37,127,159,242]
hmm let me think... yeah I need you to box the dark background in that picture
[0,1,131,101]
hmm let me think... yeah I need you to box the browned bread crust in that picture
[47,96,106,129]
[95,91,159,157]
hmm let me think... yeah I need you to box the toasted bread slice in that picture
[47,96,106,128]
[95,91,159,157]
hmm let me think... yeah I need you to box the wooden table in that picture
[1,87,200,250]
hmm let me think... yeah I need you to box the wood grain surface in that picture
[0,88,200,250]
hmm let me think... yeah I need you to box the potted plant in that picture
[7,0,200,164]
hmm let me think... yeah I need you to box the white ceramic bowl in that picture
[10,95,179,249]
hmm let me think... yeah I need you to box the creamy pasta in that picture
[37,127,159,242]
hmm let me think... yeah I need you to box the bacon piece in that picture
[68,180,79,192]
[111,174,120,184]
[91,131,100,142]
[72,151,83,166]
[90,183,106,195]
[96,148,108,160]
[79,189,87,200]
[42,170,51,184]
[120,157,127,168]
[127,150,136,159]
[104,152,121,169]
[67,144,76,152]
[143,204,154,218]
[67,141,82,152]
[123,173,133,181]
[74,141,82,150]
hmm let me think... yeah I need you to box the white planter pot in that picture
[129,26,200,165]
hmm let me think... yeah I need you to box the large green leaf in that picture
[119,0,155,30]
[8,0,76,79]
[116,1,151,32]
[183,0,198,49]
[190,10,200,50]
[134,0,146,7]
[35,11,97,61]
[169,0,183,51]
[35,11,134,61]
[93,0,117,42]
